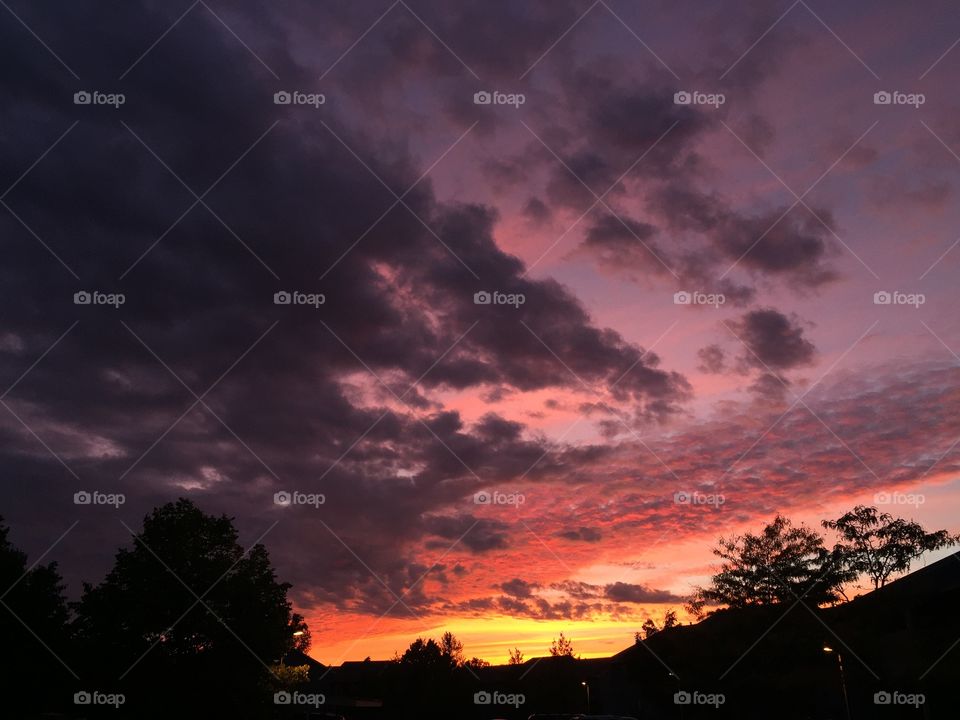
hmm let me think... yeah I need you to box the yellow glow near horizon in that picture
[304,476,960,667]
[308,607,693,666]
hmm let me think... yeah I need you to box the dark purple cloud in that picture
[732,308,817,371]
[604,582,684,604]
[697,344,727,374]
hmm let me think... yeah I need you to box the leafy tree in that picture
[465,656,490,669]
[684,594,706,620]
[74,499,308,718]
[0,517,72,715]
[637,609,679,641]
[549,632,575,657]
[270,662,311,688]
[508,647,525,664]
[401,632,470,671]
[639,618,659,640]
[663,608,679,628]
[400,637,452,670]
[439,630,465,666]
[396,635,470,713]
[694,515,852,608]
[824,505,958,589]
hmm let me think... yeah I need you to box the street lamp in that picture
[581,681,590,712]
[823,646,852,720]
[668,672,682,720]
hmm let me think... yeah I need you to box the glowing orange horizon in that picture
[300,471,960,666]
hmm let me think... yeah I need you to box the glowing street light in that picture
[669,672,683,720]
[823,646,852,720]
[581,681,590,712]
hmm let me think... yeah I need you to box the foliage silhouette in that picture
[549,631,575,657]
[73,499,308,718]
[693,514,853,608]
[0,517,72,716]
[824,504,958,589]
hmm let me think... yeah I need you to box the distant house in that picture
[280,648,326,675]
[309,658,389,716]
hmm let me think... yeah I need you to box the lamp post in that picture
[823,646,852,720]
[669,672,683,720]
[581,681,590,713]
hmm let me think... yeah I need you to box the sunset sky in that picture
[2,0,959,666]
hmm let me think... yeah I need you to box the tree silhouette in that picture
[396,634,472,715]
[508,647,525,664]
[824,505,958,589]
[74,499,308,718]
[694,515,852,608]
[639,618,659,640]
[400,631,469,670]
[400,637,454,670]
[549,632,575,657]
[0,517,72,715]
[637,609,678,641]
[439,630,465,666]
